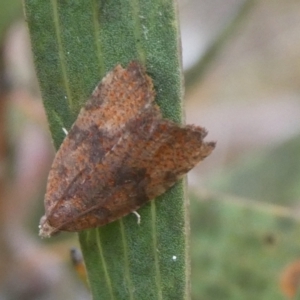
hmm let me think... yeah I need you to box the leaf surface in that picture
[24,1,189,299]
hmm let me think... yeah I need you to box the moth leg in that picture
[132,211,141,225]
[62,127,68,136]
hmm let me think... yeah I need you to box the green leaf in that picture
[24,1,188,299]
[190,136,300,299]
[190,195,300,300]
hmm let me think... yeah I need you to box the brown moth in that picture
[39,61,215,238]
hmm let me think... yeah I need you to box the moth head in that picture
[39,215,59,238]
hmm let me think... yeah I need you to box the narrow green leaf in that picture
[24,0,189,299]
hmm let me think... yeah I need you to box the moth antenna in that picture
[42,168,87,227]
[132,211,141,225]
[48,187,143,234]
[44,200,107,234]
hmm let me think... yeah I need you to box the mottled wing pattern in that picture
[39,62,215,237]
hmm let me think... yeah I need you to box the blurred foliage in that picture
[209,136,300,206]
[184,0,256,89]
[0,0,21,39]
[191,135,300,299]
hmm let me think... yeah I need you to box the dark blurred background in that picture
[1,0,300,299]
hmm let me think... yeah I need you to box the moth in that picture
[39,61,215,237]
